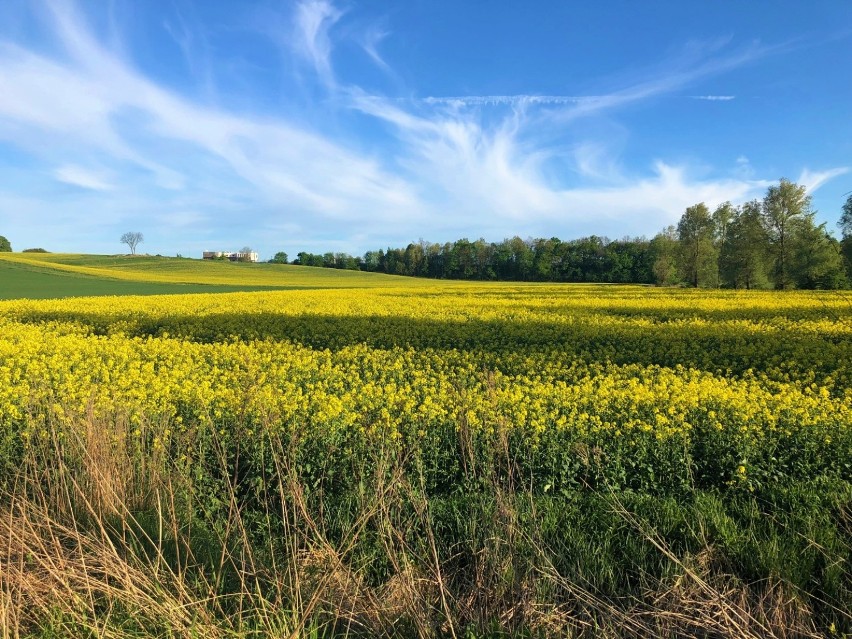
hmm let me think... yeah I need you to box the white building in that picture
[202,250,259,262]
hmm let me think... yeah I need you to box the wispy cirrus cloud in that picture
[421,95,593,107]
[293,0,344,88]
[422,93,739,108]
[349,91,772,238]
[0,1,419,229]
[543,41,767,125]
[162,4,217,100]
[734,155,756,179]
[798,167,850,193]
[360,25,391,72]
[691,95,736,101]
[0,0,840,256]
[54,164,114,190]
[337,34,822,243]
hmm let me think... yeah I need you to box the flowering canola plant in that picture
[1,284,850,493]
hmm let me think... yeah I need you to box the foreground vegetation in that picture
[1,281,851,637]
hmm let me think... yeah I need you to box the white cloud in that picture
[360,25,391,71]
[0,0,834,256]
[572,142,623,181]
[422,95,592,107]
[0,1,420,230]
[797,167,850,194]
[350,92,771,239]
[690,95,736,101]
[162,4,216,100]
[54,164,113,190]
[293,0,343,87]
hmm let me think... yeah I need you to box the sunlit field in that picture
[1,269,850,637]
[0,252,437,295]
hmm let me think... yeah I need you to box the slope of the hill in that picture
[0,253,434,299]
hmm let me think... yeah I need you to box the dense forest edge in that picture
[276,180,852,290]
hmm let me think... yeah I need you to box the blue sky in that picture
[0,0,850,259]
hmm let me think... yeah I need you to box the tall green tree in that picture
[0,235,10,252]
[840,194,852,279]
[712,201,736,248]
[506,236,534,280]
[712,201,738,288]
[719,200,771,289]
[650,226,680,286]
[791,216,847,289]
[762,179,811,289]
[677,203,718,287]
[531,238,557,280]
[840,194,852,237]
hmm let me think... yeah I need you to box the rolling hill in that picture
[0,253,432,299]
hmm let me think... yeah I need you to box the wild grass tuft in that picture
[2,410,849,638]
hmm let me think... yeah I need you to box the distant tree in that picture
[613,237,655,284]
[424,243,438,275]
[0,235,11,252]
[268,251,289,264]
[120,231,143,255]
[504,237,534,280]
[600,239,633,283]
[840,194,852,279]
[650,226,680,286]
[22,248,49,253]
[790,216,847,289]
[573,236,610,282]
[677,203,718,287]
[719,200,771,289]
[340,253,361,270]
[362,250,381,272]
[762,179,810,289]
[712,202,736,249]
[385,247,406,275]
[294,251,324,267]
[531,238,556,280]
[473,238,497,279]
[402,242,424,276]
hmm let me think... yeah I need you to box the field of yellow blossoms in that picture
[3,281,852,636]
[2,284,851,493]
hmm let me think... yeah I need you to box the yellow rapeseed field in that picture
[2,284,851,492]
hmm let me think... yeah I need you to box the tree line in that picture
[291,236,657,283]
[657,179,849,290]
[278,179,852,289]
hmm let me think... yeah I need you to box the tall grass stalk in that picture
[1,409,849,638]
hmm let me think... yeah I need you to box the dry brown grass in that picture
[1,413,847,639]
[0,499,225,639]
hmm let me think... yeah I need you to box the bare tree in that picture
[120,232,144,255]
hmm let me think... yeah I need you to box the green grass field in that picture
[0,252,429,299]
